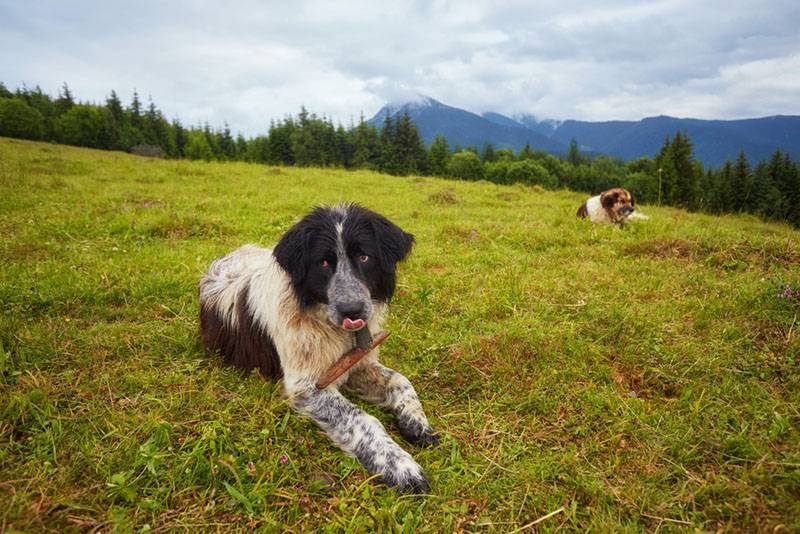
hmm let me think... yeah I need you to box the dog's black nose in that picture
[621,206,634,215]
[337,302,365,320]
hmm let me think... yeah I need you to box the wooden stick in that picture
[315,331,390,389]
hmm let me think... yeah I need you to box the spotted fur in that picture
[198,204,437,493]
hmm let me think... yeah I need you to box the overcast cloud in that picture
[1,0,799,136]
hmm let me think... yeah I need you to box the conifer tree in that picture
[129,90,143,128]
[715,161,735,213]
[666,131,700,208]
[106,90,124,122]
[393,112,427,175]
[235,133,248,161]
[518,143,534,160]
[267,118,295,165]
[766,150,797,221]
[750,161,783,219]
[567,138,582,166]
[779,152,800,227]
[428,135,451,176]
[378,113,399,174]
[318,117,339,166]
[55,82,75,115]
[481,142,496,163]
[730,150,752,212]
[143,98,160,145]
[102,90,125,149]
[351,114,380,169]
[246,135,270,163]
[291,107,321,166]
[219,123,236,160]
[335,124,354,168]
[172,119,187,158]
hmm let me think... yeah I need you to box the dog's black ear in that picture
[601,191,617,209]
[273,223,311,286]
[372,216,414,272]
[629,192,635,207]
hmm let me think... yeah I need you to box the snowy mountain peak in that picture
[380,94,442,115]
[513,114,562,135]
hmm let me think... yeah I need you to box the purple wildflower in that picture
[279,454,289,465]
[778,284,800,300]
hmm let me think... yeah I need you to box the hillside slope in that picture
[1,138,799,532]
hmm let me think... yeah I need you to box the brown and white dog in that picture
[198,204,436,493]
[577,188,636,226]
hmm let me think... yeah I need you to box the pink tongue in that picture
[343,318,365,330]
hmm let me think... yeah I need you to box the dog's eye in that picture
[321,259,331,268]
[359,255,369,263]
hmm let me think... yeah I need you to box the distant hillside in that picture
[369,96,800,167]
[551,115,800,167]
[367,97,566,154]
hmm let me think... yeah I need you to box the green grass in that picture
[1,137,799,532]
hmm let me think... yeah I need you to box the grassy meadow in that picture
[1,137,799,532]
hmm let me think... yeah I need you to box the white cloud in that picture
[0,0,798,134]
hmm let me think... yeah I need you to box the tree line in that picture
[1,81,798,227]
[0,82,428,171]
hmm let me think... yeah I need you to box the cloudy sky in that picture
[2,0,799,135]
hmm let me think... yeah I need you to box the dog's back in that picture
[199,245,285,378]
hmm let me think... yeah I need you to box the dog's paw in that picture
[397,415,440,448]
[414,428,440,448]
[379,456,429,494]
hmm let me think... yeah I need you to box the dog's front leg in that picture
[287,381,429,493]
[345,363,439,447]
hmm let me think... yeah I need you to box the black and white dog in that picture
[199,204,437,493]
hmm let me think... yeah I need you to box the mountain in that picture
[513,114,562,137]
[481,112,524,129]
[368,96,800,167]
[551,115,800,167]
[368,97,566,154]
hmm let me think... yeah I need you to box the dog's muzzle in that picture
[327,264,373,330]
[339,302,367,330]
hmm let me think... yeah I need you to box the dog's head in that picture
[273,204,414,331]
[600,188,635,223]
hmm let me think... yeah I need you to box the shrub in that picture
[54,105,105,148]
[0,98,45,140]
[484,161,510,184]
[447,151,484,180]
[507,160,557,188]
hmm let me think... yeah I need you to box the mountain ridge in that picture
[368,97,800,167]
[368,97,566,154]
